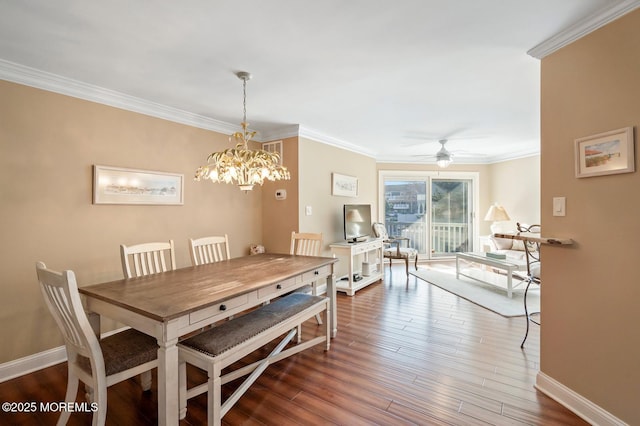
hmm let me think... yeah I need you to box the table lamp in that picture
[484,203,511,234]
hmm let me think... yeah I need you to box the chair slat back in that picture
[290,232,322,256]
[36,262,100,362]
[120,240,176,278]
[189,235,231,266]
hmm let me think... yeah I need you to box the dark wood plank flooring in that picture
[0,262,588,425]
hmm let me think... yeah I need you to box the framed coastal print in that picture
[93,165,184,205]
[331,173,358,197]
[575,127,634,178]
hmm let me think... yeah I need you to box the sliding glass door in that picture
[383,180,428,253]
[431,178,473,257]
[380,171,478,259]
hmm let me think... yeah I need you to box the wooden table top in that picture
[79,253,337,322]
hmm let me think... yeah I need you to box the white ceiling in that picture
[0,0,634,164]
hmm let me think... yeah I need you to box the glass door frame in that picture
[378,170,480,260]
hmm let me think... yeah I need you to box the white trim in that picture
[1,59,539,165]
[0,327,130,383]
[297,125,378,159]
[259,124,300,142]
[535,372,629,426]
[0,346,67,383]
[0,60,382,160]
[376,148,540,165]
[528,0,640,59]
[0,59,241,136]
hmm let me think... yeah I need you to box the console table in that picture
[330,239,383,296]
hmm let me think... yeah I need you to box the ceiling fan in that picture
[410,139,457,168]
[434,139,453,168]
[403,129,483,168]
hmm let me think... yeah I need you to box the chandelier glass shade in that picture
[195,72,290,191]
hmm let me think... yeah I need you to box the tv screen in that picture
[343,204,372,243]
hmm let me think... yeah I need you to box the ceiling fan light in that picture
[436,146,452,168]
[436,157,451,168]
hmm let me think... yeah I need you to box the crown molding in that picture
[258,124,301,141]
[485,148,540,163]
[0,58,537,164]
[376,147,540,165]
[297,125,378,158]
[0,59,241,135]
[528,0,640,59]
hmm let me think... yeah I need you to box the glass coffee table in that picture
[455,252,527,298]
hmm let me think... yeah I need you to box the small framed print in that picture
[575,127,635,178]
[331,173,358,197]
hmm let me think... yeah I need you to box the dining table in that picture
[78,252,338,426]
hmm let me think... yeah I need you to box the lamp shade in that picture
[346,209,364,222]
[484,204,510,222]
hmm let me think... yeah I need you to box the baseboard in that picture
[0,346,67,383]
[0,327,129,383]
[536,372,628,426]
[2,338,628,425]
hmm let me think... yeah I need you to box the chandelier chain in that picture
[242,77,247,124]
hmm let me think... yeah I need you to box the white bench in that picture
[178,292,330,426]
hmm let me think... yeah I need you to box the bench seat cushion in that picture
[180,293,325,357]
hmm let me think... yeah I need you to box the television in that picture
[343,204,372,243]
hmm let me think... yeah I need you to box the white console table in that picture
[330,238,384,296]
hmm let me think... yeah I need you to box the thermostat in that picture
[275,189,287,200]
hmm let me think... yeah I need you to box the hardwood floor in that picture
[0,262,588,425]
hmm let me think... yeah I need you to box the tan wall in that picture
[261,136,299,254]
[486,155,541,230]
[540,9,640,424]
[261,136,379,256]
[298,138,378,256]
[293,138,377,280]
[0,81,263,363]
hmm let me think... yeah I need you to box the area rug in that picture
[410,268,539,317]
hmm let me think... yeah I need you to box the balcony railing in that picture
[386,221,469,256]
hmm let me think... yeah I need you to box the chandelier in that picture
[195,71,290,191]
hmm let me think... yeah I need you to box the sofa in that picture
[487,235,530,262]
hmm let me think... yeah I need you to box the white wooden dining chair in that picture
[290,232,323,257]
[120,240,176,278]
[290,231,323,324]
[36,261,158,426]
[189,235,231,266]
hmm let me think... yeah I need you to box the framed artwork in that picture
[331,173,358,197]
[575,127,635,178]
[93,165,184,205]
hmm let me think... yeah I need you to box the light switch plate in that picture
[553,197,566,216]
[305,206,312,216]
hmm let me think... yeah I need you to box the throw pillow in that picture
[491,236,513,250]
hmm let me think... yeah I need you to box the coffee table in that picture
[455,252,527,298]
